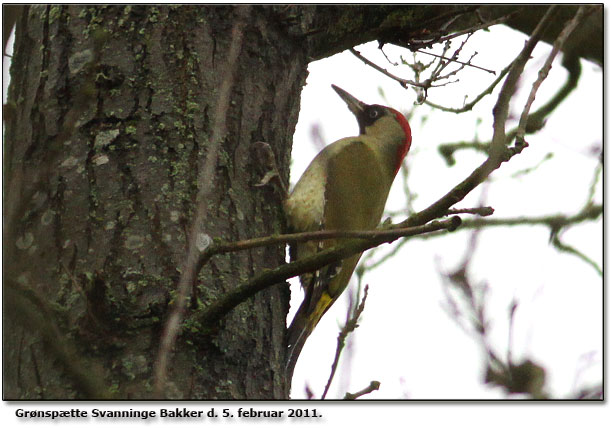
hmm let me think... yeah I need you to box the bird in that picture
[284,84,412,377]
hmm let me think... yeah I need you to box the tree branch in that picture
[469,204,601,228]
[446,206,494,217]
[350,48,424,89]
[344,380,381,399]
[196,217,461,327]
[416,48,496,75]
[515,5,593,144]
[397,7,557,229]
[414,204,601,236]
[415,203,602,275]
[322,285,370,399]
[201,222,464,259]
[550,234,602,276]
[435,50,581,164]
[490,5,558,158]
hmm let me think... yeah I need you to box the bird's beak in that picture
[332,85,366,117]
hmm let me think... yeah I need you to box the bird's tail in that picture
[285,291,334,379]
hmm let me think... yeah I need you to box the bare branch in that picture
[416,204,601,237]
[515,6,593,144]
[550,233,602,276]
[584,160,603,208]
[367,204,492,272]
[435,51,581,161]
[398,141,526,229]
[350,48,422,89]
[322,285,370,399]
[437,141,490,166]
[446,206,494,217]
[490,5,558,159]
[196,217,462,327]
[465,204,602,230]
[416,203,602,274]
[344,380,381,400]
[507,298,518,365]
[425,61,512,113]
[415,48,495,75]
[400,7,557,230]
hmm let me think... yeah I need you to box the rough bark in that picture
[3,5,305,399]
[2,4,602,400]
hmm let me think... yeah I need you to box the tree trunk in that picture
[3,4,307,399]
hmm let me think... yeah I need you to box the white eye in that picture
[368,109,379,119]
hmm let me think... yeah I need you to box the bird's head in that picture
[332,84,412,175]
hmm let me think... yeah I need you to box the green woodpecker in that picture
[285,85,412,375]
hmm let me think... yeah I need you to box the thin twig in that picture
[425,62,512,113]
[412,203,603,275]
[415,48,495,75]
[153,6,250,398]
[358,233,408,272]
[551,234,602,276]
[322,285,370,399]
[516,54,581,137]
[511,152,554,178]
[422,35,474,90]
[446,206,494,217]
[350,48,422,89]
[434,49,581,161]
[507,298,518,365]
[398,140,527,229]
[584,161,602,208]
[437,141,490,166]
[418,204,602,235]
[350,47,464,92]
[516,6,592,144]
[344,381,381,400]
